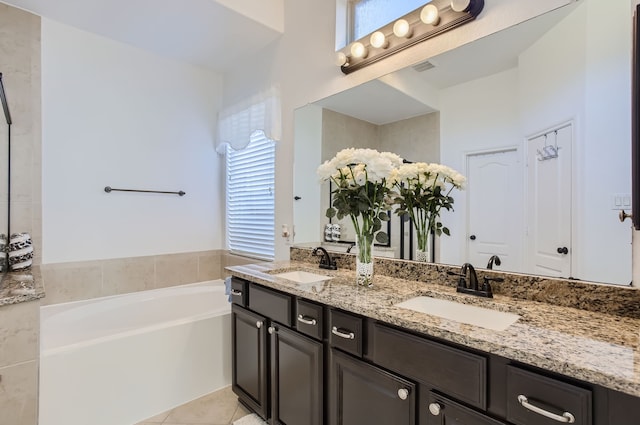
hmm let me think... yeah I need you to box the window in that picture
[226,131,275,260]
[349,0,429,42]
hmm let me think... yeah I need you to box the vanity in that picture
[226,248,640,425]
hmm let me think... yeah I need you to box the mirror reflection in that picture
[293,0,632,285]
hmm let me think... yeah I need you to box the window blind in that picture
[226,131,275,260]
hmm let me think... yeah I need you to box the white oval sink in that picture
[273,270,333,284]
[395,296,520,331]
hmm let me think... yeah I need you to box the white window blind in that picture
[226,131,275,260]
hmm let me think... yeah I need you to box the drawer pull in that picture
[397,388,409,400]
[268,326,277,335]
[331,326,355,340]
[230,289,243,296]
[256,321,263,329]
[517,395,575,423]
[428,402,442,416]
[297,314,317,326]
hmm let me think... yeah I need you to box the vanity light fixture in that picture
[370,31,388,49]
[393,19,412,38]
[337,0,484,74]
[420,4,440,25]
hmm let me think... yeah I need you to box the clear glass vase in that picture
[355,231,374,287]
[415,224,430,263]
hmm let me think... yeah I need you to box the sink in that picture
[395,296,520,331]
[272,270,333,284]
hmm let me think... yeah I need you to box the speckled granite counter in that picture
[0,267,44,306]
[227,259,640,399]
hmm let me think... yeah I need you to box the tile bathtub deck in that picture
[135,386,251,425]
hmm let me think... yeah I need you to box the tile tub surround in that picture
[0,267,44,306]
[226,259,640,398]
[39,250,227,306]
[291,246,640,319]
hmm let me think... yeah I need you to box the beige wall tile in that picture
[154,253,198,288]
[0,300,39,367]
[0,360,38,425]
[197,250,223,281]
[102,256,155,296]
[40,261,102,305]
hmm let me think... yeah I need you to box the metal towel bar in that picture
[104,186,185,196]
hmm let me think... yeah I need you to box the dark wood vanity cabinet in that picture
[231,305,268,418]
[230,281,324,424]
[231,279,640,425]
[330,348,416,425]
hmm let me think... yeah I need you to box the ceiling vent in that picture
[412,60,435,72]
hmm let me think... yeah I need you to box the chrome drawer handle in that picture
[256,321,263,329]
[268,326,277,335]
[517,395,575,423]
[428,402,441,416]
[331,326,355,340]
[297,314,317,326]
[230,289,242,296]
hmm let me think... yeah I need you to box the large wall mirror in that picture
[294,0,633,286]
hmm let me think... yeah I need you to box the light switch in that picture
[612,193,632,210]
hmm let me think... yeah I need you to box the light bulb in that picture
[451,0,471,13]
[393,19,412,38]
[335,51,348,67]
[370,31,388,49]
[350,42,367,59]
[420,4,440,25]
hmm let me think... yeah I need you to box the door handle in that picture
[557,247,568,255]
[469,235,476,240]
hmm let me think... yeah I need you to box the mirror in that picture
[0,72,9,275]
[293,0,632,285]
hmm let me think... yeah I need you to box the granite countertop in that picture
[0,267,44,306]
[227,260,640,398]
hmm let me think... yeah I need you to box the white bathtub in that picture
[39,280,232,425]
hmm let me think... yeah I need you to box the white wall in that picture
[221,0,573,261]
[41,19,224,263]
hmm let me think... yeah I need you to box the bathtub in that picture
[39,280,232,425]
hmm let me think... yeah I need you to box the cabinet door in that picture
[330,348,415,425]
[232,305,268,419]
[270,324,324,425]
[423,391,507,425]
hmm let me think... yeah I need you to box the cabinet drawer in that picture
[249,284,293,327]
[296,298,324,340]
[329,309,363,357]
[506,366,592,425]
[423,391,507,425]
[230,277,248,307]
[370,322,487,409]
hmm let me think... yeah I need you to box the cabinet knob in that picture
[428,402,442,416]
[268,326,276,335]
[397,388,410,400]
[256,321,263,329]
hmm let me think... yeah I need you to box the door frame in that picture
[523,119,578,278]
[464,145,524,267]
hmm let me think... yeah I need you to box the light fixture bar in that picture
[338,0,484,74]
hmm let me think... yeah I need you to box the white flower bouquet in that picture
[390,162,466,259]
[317,148,403,285]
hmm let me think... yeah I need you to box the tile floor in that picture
[135,386,252,425]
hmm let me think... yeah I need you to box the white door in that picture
[526,124,572,277]
[466,148,522,271]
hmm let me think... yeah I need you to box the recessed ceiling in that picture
[0,0,283,72]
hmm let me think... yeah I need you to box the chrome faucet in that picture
[312,247,338,270]
[487,255,501,270]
